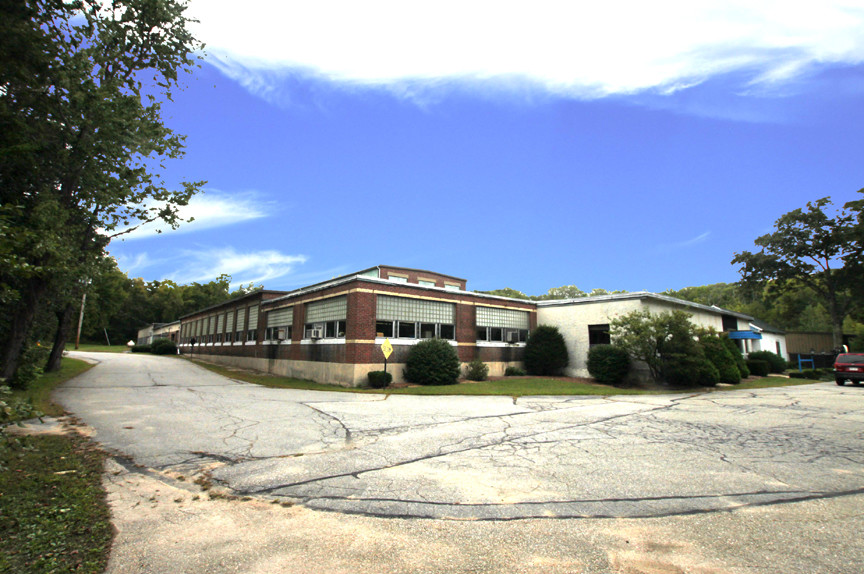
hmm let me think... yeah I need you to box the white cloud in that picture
[662,231,711,251]
[116,189,271,240]
[168,247,308,288]
[188,1,864,100]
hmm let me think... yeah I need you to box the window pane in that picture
[325,321,336,338]
[588,324,611,346]
[398,321,416,338]
[476,306,529,329]
[440,324,455,340]
[490,327,503,341]
[376,295,455,323]
[420,323,436,338]
[376,321,394,338]
[476,327,488,341]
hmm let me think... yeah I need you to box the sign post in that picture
[381,338,393,373]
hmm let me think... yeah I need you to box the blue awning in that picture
[728,331,762,340]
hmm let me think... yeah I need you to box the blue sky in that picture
[108,1,864,296]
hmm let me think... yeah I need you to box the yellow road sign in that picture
[381,338,393,359]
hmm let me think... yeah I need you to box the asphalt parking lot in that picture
[55,352,864,573]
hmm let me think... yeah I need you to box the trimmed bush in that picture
[504,366,526,377]
[130,345,151,353]
[788,371,807,379]
[746,359,770,377]
[524,325,569,376]
[663,353,720,387]
[586,345,630,385]
[721,336,750,379]
[747,351,787,374]
[404,338,461,385]
[367,371,392,389]
[150,339,177,355]
[465,359,489,381]
[801,369,822,380]
[700,335,741,384]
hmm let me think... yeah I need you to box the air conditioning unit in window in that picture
[276,328,286,341]
[310,328,323,340]
[506,331,520,343]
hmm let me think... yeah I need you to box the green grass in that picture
[0,433,112,574]
[11,357,94,416]
[191,359,822,396]
[1,358,111,574]
[72,343,128,353]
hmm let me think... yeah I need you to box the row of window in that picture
[376,321,455,340]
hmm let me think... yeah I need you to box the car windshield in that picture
[836,354,864,364]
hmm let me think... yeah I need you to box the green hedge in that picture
[524,326,569,376]
[404,339,461,385]
[746,359,770,377]
[747,351,787,374]
[367,371,392,389]
[586,345,630,385]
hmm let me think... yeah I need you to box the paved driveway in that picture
[55,352,864,572]
[57,352,864,520]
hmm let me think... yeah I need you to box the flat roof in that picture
[535,291,754,321]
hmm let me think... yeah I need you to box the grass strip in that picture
[71,344,128,353]
[1,357,111,574]
[0,433,112,574]
[11,357,95,416]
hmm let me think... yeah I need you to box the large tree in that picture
[732,195,862,349]
[0,0,204,378]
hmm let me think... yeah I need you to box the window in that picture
[588,324,611,346]
[225,311,234,342]
[246,304,259,342]
[418,279,435,287]
[389,275,408,283]
[444,283,461,291]
[376,295,456,340]
[476,306,529,342]
[235,307,246,343]
[376,321,394,337]
[266,307,293,341]
[305,297,347,339]
[722,314,738,331]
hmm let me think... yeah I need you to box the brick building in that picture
[178,266,536,386]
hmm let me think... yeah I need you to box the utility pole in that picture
[75,290,87,350]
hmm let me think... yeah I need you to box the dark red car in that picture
[834,353,864,386]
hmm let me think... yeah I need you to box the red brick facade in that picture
[177,266,536,385]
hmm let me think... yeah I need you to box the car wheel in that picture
[836,379,846,386]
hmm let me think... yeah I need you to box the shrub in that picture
[367,371,392,389]
[130,345,151,353]
[663,353,720,387]
[788,371,807,379]
[524,325,569,376]
[8,344,50,391]
[504,366,526,377]
[721,335,749,378]
[586,345,630,385]
[747,351,787,374]
[150,339,177,355]
[802,369,822,380]
[465,359,489,381]
[746,359,770,377]
[404,338,461,385]
[700,335,741,384]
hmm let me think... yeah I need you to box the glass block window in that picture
[225,311,234,333]
[306,296,347,322]
[266,307,293,328]
[419,280,435,287]
[247,305,259,330]
[476,306,529,329]
[237,308,247,331]
[216,314,223,333]
[209,315,216,335]
[376,295,454,323]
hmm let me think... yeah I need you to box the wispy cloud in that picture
[660,231,712,252]
[115,189,272,240]
[168,247,308,288]
[189,1,864,103]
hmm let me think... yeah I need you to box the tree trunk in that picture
[0,278,49,379]
[45,302,75,372]
[828,292,844,351]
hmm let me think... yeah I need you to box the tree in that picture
[537,285,587,300]
[475,287,531,300]
[732,195,862,350]
[0,0,204,379]
[610,309,717,385]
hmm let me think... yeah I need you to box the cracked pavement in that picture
[56,352,864,522]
